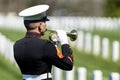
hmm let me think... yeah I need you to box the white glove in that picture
[56,30,69,45]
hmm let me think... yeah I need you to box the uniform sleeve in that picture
[44,42,73,70]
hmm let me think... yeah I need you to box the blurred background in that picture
[0,0,119,17]
[0,0,120,80]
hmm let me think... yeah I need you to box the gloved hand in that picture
[56,30,69,45]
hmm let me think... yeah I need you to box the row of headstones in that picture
[0,16,119,31]
[70,31,120,62]
[0,33,15,63]
[0,30,119,62]
[47,17,120,31]
[53,67,120,80]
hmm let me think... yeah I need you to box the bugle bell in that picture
[48,29,78,42]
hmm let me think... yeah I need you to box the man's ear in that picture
[39,22,42,25]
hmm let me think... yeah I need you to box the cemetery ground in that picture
[0,28,120,80]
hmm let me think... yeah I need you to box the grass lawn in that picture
[0,27,120,80]
[0,54,22,80]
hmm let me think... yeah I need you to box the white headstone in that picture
[65,67,74,80]
[53,66,62,80]
[112,41,119,62]
[93,35,100,56]
[78,67,87,80]
[110,72,120,80]
[102,38,109,59]
[76,31,84,51]
[0,34,7,54]
[92,70,102,80]
[84,32,92,53]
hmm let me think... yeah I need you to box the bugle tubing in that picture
[47,29,78,42]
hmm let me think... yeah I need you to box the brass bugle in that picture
[47,29,78,42]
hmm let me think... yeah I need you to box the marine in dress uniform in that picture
[14,5,73,80]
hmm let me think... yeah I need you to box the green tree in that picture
[105,0,120,17]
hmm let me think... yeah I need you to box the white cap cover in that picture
[18,5,49,21]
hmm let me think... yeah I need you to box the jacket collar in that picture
[25,32,41,38]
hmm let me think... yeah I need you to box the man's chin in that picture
[41,32,45,36]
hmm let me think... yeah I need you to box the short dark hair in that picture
[24,20,37,30]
